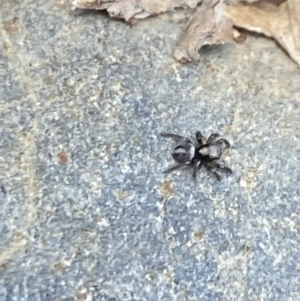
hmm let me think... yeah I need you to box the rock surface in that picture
[1,0,300,300]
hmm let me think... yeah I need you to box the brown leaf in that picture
[173,1,233,62]
[71,0,203,22]
[232,27,247,43]
[225,0,300,68]
[287,0,300,61]
[70,0,300,68]
[263,0,286,7]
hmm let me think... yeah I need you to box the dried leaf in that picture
[263,0,286,6]
[228,0,286,4]
[233,28,248,43]
[71,0,300,68]
[287,0,300,59]
[225,0,300,68]
[173,0,233,62]
[224,0,263,5]
[71,0,203,22]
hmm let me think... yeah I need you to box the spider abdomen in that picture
[172,141,195,163]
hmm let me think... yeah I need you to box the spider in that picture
[160,131,233,181]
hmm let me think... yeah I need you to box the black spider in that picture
[160,131,233,181]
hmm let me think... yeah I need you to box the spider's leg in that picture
[163,163,187,174]
[215,139,231,150]
[196,131,206,146]
[205,161,233,174]
[221,166,233,174]
[160,132,186,139]
[192,160,203,178]
[207,133,221,144]
[214,162,233,174]
[207,168,221,181]
[160,132,192,143]
[204,161,222,181]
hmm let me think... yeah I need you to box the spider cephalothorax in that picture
[161,131,232,181]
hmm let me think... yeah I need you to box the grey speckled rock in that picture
[1,0,300,300]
